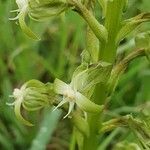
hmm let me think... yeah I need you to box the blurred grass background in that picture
[0,0,149,150]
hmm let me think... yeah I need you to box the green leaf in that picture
[30,109,61,150]
[74,128,83,150]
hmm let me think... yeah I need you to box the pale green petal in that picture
[54,78,70,95]
[23,99,47,111]
[75,92,103,113]
[22,102,43,111]
[9,15,19,21]
[53,98,68,111]
[63,102,74,119]
[10,9,20,13]
[19,9,40,40]
[14,99,34,126]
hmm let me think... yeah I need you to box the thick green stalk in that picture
[99,0,126,63]
[83,1,126,150]
[69,0,108,44]
[93,0,126,109]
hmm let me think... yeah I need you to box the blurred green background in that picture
[0,0,150,150]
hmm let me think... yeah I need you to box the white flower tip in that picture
[63,114,69,119]
[9,16,19,21]
[63,102,74,119]
[13,88,21,97]
[63,114,72,119]
[10,9,19,13]
[63,111,71,119]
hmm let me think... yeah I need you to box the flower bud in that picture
[11,80,53,126]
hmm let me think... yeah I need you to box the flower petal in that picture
[75,92,104,113]
[53,98,68,112]
[54,78,70,95]
[18,9,40,40]
[63,102,74,119]
[14,99,34,126]
[9,15,19,21]
[22,102,43,111]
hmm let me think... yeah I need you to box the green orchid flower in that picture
[10,0,40,40]
[10,0,69,40]
[53,78,103,118]
[10,80,52,126]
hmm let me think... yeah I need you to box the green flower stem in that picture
[99,0,126,63]
[93,0,126,106]
[85,2,99,63]
[82,1,126,150]
[69,0,108,44]
[69,128,76,150]
[84,50,147,150]
[119,48,147,65]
